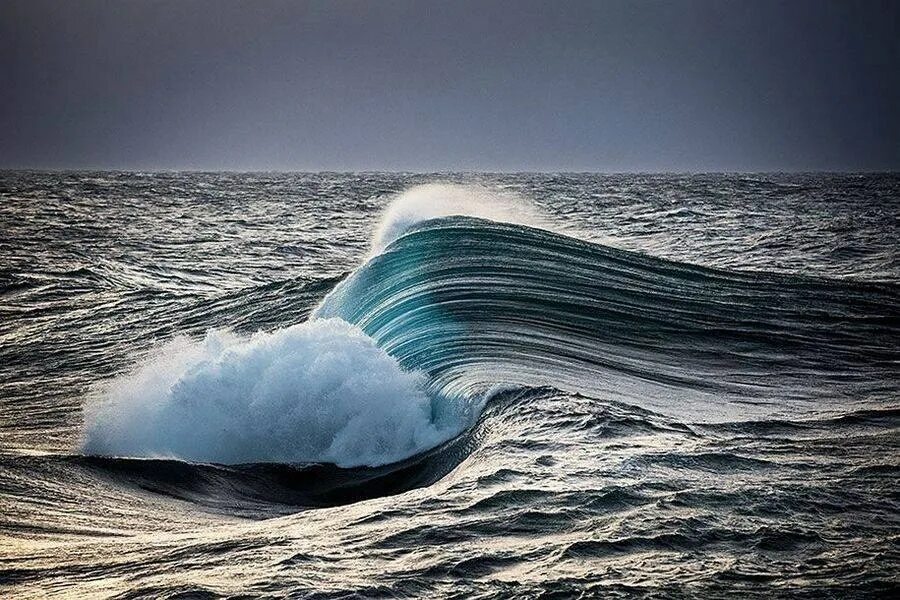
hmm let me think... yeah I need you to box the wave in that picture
[83,185,900,469]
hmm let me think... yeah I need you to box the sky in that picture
[1,0,898,172]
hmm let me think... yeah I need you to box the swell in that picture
[315,216,899,421]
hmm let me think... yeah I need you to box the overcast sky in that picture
[2,0,898,171]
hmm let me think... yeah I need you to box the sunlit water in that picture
[1,172,898,598]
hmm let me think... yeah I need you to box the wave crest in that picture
[371,183,547,253]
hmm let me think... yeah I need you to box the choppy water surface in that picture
[1,172,898,598]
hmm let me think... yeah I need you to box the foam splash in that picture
[83,318,459,467]
[371,183,547,253]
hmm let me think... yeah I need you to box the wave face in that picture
[316,214,898,422]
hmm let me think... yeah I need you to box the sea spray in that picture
[370,183,551,254]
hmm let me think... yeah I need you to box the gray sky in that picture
[2,0,898,171]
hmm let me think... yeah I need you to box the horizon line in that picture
[2,168,898,176]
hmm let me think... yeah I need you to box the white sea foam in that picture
[82,318,458,467]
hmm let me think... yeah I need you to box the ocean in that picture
[1,172,898,598]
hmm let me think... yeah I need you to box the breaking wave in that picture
[83,184,899,470]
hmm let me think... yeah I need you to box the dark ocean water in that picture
[1,172,898,598]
